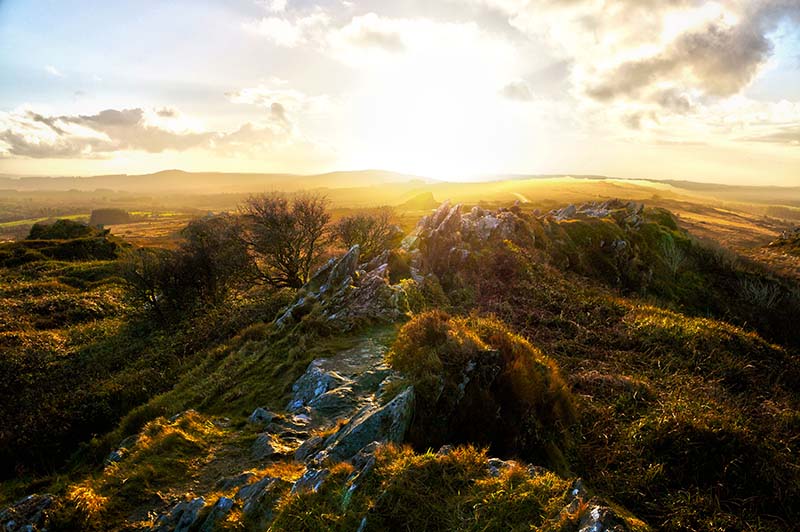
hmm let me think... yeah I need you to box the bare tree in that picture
[179,214,254,303]
[241,193,330,288]
[119,215,255,321]
[333,207,403,262]
[118,247,179,319]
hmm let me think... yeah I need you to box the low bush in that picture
[387,248,412,284]
[388,311,576,469]
[28,219,97,240]
[333,207,403,263]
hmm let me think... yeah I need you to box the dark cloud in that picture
[584,1,800,105]
[0,107,284,159]
[586,21,772,101]
[652,89,695,114]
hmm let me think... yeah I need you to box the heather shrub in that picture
[387,311,576,469]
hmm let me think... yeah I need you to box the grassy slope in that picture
[472,255,799,530]
[0,202,798,531]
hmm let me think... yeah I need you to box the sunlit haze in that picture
[1,0,799,184]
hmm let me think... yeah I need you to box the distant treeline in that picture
[89,208,132,226]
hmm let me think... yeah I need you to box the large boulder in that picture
[320,386,415,463]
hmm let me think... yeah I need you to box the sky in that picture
[0,0,799,185]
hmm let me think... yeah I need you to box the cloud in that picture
[244,11,329,47]
[583,14,775,102]
[475,0,799,105]
[266,0,287,13]
[245,10,516,74]
[0,97,329,160]
[245,11,407,54]
[652,89,696,114]
[44,65,63,77]
[156,107,179,118]
[501,80,533,101]
[225,85,331,115]
[336,13,405,53]
[0,108,213,159]
[464,0,800,148]
[746,125,800,146]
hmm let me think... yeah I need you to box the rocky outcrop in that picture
[274,245,410,331]
[550,199,645,228]
[404,201,533,281]
[146,335,415,531]
[139,324,642,531]
[318,386,413,463]
[274,199,651,334]
[283,338,414,466]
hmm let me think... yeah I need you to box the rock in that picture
[294,435,325,462]
[248,407,275,425]
[151,496,205,532]
[291,413,312,425]
[308,385,359,418]
[487,457,517,477]
[198,497,233,532]
[275,246,361,330]
[577,499,630,532]
[322,386,414,463]
[0,494,53,532]
[212,417,231,428]
[274,240,412,332]
[327,245,361,290]
[352,367,393,393]
[547,199,649,233]
[555,479,630,532]
[252,432,295,460]
[287,360,350,412]
[554,204,577,221]
[215,471,257,491]
[105,433,139,464]
[168,409,196,423]
[291,468,331,494]
[236,476,291,529]
[436,445,454,456]
[251,433,277,460]
[414,202,466,278]
[341,443,381,510]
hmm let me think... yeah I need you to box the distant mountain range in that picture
[0,169,429,194]
[1,169,798,207]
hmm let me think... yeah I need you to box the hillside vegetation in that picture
[1,197,798,532]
